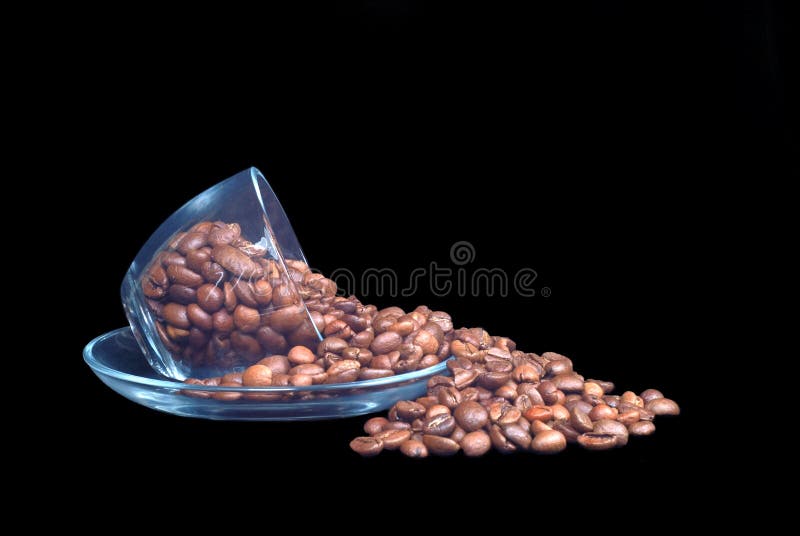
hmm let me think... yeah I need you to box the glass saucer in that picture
[85,327,449,421]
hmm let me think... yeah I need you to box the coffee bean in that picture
[524,405,553,422]
[437,387,463,409]
[211,244,261,279]
[400,439,428,458]
[350,437,384,457]
[288,345,317,365]
[232,280,259,308]
[374,429,412,450]
[593,419,629,447]
[422,434,460,456]
[531,430,567,454]
[196,283,224,312]
[187,303,213,331]
[233,305,261,333]
[242,364,273,386]
[166,264,204,287]
[257,355,291,375]
[358,368,395,380]
[371,331,402,354]
[577,432,617,451]
[589,404,619,421]
[640,389,664,403]
[646,398,680,416]
[570,408,594,433]
[396,401,427,421]
[489,424,517,454]
[176,232,208,255]
[454,401,489,431]
[461,430,492,457]
[502,423,532,449]
[423,414,457,436]
[163,303,190,329]
[364,417,389,435]
[552,373,584,393]
[629,420,656,436]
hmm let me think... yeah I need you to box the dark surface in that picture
[64,1,792,510]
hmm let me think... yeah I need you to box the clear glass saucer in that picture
[84,328,449,421]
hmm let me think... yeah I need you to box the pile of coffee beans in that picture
[351,329,679,457]
[142,220,450,383]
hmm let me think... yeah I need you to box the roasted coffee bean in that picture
[502,424,532,449]
[350,437,384,457]
[450,426,466,443]
[167,264,204,287]
[371,331,402,354]
[479,371,512,390]
[230,331,261,358]
[583,382,605,399]
[211,244,261,279]
[640,389,664,403]
[233,305,261,333]
[187,304,213,331]
[422,435,460,456]
[589,404,619,421]
[364,417,389,435]
[461,430,492,457]
[163,303,190,329]
[396,401,427,421]
[524,405,553,422]
[531,430,567,454]
[196,283,224,312]
[186,247,211,273]
[553,422,580,443]
[437,387,463,409]
[618,409,641,425]
[593,419,629,447]
[167,284,196,305]
[358,368,395,380]
[454,401,489,431]
[423,414,457,436]
[489,424,517,454]
[232,280,259,307]
[201,261,226,283]
[242,364,273,386]
[257,355,291,375]
[374,429,412,450]
[646,398,680,415]
[267,304,307,332]
[288,345,317,365]
[570,408,594,433]
[552,373,584,393]
[400,439,428,458]
[495,384,518,400]
[629,421,656,436]
[578,432,617,451]
[453,368,480,389]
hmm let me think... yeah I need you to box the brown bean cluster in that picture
[142,220,451,389]
[351,329,680,457]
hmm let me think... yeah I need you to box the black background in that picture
[63,1,793,513]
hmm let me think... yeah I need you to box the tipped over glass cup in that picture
[121,167,328,380]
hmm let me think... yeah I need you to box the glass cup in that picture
[121,167,327,380]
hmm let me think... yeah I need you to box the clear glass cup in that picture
[121,167,325,380]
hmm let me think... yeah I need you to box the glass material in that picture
[85,328,450,421]
[121,167,321,380]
